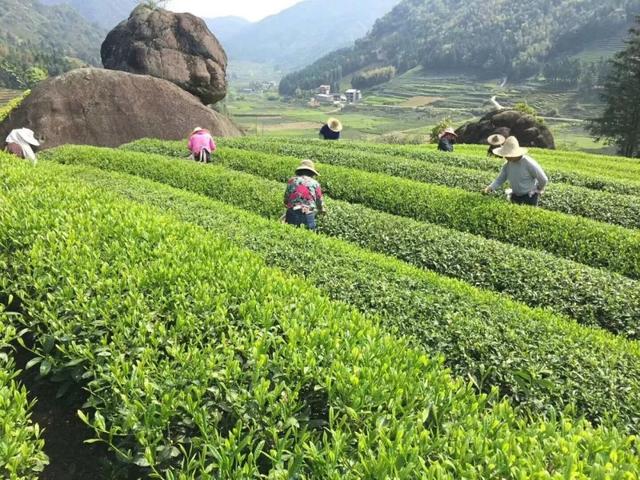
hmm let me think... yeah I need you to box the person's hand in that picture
[483,186,493,195]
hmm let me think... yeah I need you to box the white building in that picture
[317,85,331,95]
[345,89,362,103]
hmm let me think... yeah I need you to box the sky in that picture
[166,0,303,22]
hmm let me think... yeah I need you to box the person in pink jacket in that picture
[188,127,217,163]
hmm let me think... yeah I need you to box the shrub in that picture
[4,157,640,476]
[0,312,48,479]
[216,137,640,229]
[116,141,640,280]
[41,147,640,431]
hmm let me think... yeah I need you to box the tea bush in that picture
[216,137,640,229]
[0,311,48,480]
[241,136,640,195]
[118,141,640,279]
[35,155,640,433]
[47,145,640,337]
[2,157,640,478]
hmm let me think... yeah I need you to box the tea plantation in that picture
[2,137,640,478]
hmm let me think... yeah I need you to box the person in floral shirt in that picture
[284,159,326,230]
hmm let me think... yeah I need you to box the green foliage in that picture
[430,117,454,143]
[37,146,640,434]
[0,312,48,479]
[514,102,544,124]
[24,68,47,88]
[114,141,640,280]
[351,66,396,89]
[274,136,640,195]
[589,16,640,157]
[0,0,103,88]
[5,156,640,476]
[220,137,640,229]
[112,139,640,335]
[0,90,30,123]
[280,0,640,94]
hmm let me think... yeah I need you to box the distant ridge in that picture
[280,0,640,94]
[215,0,401,70]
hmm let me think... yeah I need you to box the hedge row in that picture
[0,313,48,480]
[40,152,640,433]
[212,137,640,229]
[119,141,640,279]
[454,144,640,182]
[239,136,640,196]
[48,145,640,338]
[4,160,640,477]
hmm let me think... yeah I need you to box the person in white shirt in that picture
[483,136,548,206]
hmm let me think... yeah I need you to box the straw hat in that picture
[327,118,343,133]
[192,127,207,134]
[487,134,506,146]
[438,127,458,139]
[296,159,320,176]
[492,136,528,158]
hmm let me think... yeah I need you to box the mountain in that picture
[205,16,252,44]
[0,0,105,87]
[217,0,402,70]
[280,0,640,94]
[39,0,137,29]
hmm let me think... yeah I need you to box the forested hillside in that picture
[0,0,105,88]
[39,0,137,28]
[280,0,640,94]
[218,0,401,70]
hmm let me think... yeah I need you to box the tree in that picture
[25,67,48,87]
[588,17,640,157]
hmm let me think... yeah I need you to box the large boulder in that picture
[0,68,240,149]
[101,5,227,105]
[456,110,555,149]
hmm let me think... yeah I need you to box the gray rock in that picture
[0,68,240,149]
[456,110,555,149]
[101,5,227,104]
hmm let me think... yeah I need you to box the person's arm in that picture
[210,136,217,153]
[485,164,508,193]
[284,180,292,208]
[315,184,326,213]
[527,158,548,193]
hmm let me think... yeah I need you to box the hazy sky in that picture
[166,0,303,21]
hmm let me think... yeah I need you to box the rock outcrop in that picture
[0,68,240,149]
[456,110,555,149]
[101,5,227,104]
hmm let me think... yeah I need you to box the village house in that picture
[345,89,362,103]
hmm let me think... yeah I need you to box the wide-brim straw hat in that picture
[327,118,343,133]
[438,127,458,139]
[296,159,320,176]
[493,136,528,158]
[487,134,506,146]
[192,127,208,134]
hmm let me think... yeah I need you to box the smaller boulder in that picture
[456,110,555,149]
[101,5,227,105]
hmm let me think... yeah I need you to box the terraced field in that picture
[3,137,640,478]
[0,88,21,107]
